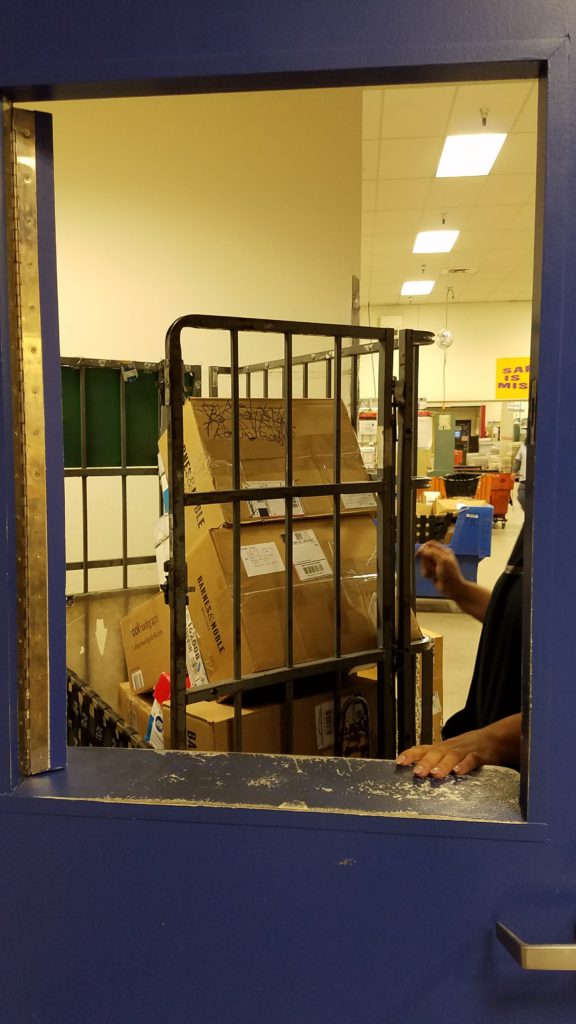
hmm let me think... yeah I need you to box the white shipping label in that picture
[245,480,304,519]
[315,701,335,750]
[241,541,285,577]
[292,529,332,581]
[341,492,377,510]
[185,608,209,688]
[131,669,145,693]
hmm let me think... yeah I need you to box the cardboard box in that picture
[162,673,380,756]
[351,629,443,744]
[119,590,209,695]
[157,397,376,543]
[433,497,488,515]
[185,515,380,684]
[117,681,154,739]
[121,514,424,693]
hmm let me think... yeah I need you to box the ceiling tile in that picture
[476,174,534,206]
[362,139,380,179]
[513,82,539,133]
[380,84,456,139]
[362,89,383,140]
[446,81,534,135]
[378,137,443,179]
[494,133,537,175]
[376,178,430,210]
[427,177,485,209]
[362,180,378,212]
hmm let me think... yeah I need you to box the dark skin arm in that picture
[396,714,521,778]
[417,540,491,622]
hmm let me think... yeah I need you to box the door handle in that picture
[496,922,576,970]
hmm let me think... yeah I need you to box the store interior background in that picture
[20,76,535,722]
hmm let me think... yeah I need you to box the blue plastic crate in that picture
[415,504,493,597]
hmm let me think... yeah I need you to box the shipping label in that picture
[340,492,377,510]
[245,480,304,520]
[185,608,209,688]
[292,529,332,581]
[241,541,285,578]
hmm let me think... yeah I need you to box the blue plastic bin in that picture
[416,504,493,597]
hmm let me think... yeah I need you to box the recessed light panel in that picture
[436,133,507,177]
[401,280,435,296]
[413,230,459,253]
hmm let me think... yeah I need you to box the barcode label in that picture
[301,561,327,577]
[131,669,145,693]
[292,529,332,582]
[315,701,335,750]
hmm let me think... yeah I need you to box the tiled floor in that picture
[416,488,524,723]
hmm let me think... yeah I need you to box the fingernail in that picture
[396,755,406,764]
[413,766,425,776]
[453,764,461,773]
[430,766,440,774]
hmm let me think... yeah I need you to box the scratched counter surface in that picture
[12,748,523,824]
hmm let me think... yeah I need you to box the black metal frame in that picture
[62,357,199,593]
[163,315,435,758]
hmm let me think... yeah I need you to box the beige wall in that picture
[359,300,532,403]
[27,89,362,373]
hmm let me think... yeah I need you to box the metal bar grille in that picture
[164,314,433,757]
[61,357,199,594]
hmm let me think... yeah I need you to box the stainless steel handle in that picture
[496,922,576,971]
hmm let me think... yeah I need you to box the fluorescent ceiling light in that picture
[436,133,507,177]
[413,230,459,253]
[401,280,435,296]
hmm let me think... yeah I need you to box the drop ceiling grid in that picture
[361,80,538,306]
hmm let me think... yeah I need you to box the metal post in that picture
[119,369,128,590]
[377,330,397,757]
[230,327,243,751]
[283,332,294,753]
[165,323,188,751]
[333,338,342,754]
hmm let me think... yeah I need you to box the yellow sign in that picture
[495,357,530,399]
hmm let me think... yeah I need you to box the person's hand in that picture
[416,540,465,600]
[396,738,484,778]
[396,715,522,779]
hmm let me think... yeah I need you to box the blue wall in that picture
[2,3,576,1021]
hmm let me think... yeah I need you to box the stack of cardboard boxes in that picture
[119,397,442,754]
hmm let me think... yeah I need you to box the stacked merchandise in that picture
[119,397,426,755]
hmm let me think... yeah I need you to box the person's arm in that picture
[416,540,492,622]
[396,714,521,778]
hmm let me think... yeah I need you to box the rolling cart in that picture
[163,317,436,757]
[475,472,515,527]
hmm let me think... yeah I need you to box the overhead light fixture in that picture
[413,230,459,253]
[401,280,435,296]
[436,133,507,177]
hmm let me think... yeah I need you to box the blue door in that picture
[1,5,576,1023]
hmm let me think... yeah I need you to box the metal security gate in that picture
[61,356,200,593]
[163,314,434,757]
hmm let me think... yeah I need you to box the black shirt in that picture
[442,528,524,740]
